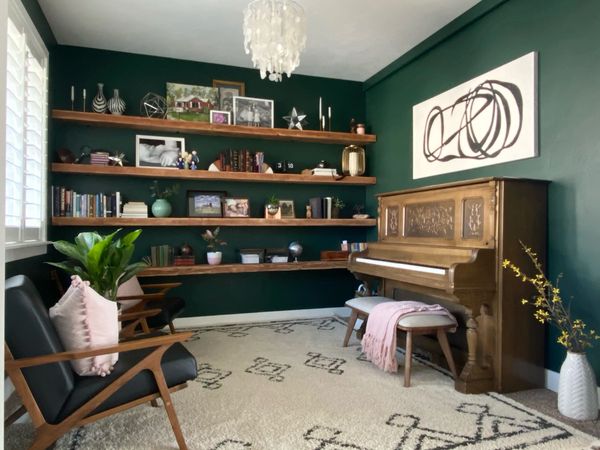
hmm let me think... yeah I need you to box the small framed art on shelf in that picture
[210,110,231,125]
[233,96,274,128]
[279,200,295,218]
[212,79,245,113]
[186,191,225,217]
[135,135,184,168]
[223,198,250,218]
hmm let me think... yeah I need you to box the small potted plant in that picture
[332,197,345,218]
[201,227,227,265]
[149,180,179,217]
[266,194,280,216]
[352,204,369,219]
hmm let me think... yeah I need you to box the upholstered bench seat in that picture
[344,296,458,387]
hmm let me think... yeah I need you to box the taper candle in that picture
[319,97,322,130]
[70,85,74,102]
[328,106,331,131]
[82,88,86,112]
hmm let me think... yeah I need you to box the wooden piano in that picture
[349,177,548,394]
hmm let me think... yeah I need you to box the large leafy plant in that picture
[48,229,148,301]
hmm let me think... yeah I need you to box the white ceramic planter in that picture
[207,251,222,265]
[558,351,599,421]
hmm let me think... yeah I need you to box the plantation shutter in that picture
[5,0,48,251]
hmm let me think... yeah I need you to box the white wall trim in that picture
[545,369,560,392]
[174,307,351,328]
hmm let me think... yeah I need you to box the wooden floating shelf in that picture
[52,110,377,145]
[138,260,348,277]
[51,163,376,186]
[51,217,377,227]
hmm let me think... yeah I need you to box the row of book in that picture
[121,202,148,219]
[52,186,121,217]
[309,197,338,219]
[217,149,265,172]
[150,245,196,266]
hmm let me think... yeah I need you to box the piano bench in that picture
[343,296,458,387]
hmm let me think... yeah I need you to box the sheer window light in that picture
[5,0,49,261]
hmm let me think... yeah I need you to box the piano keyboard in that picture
[354,257,446,275]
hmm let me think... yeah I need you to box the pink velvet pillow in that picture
[117,276,144,310]
[49,276,119,376]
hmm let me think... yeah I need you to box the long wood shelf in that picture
[52,110,376,145]
[51,163,376,185]
[51,217,376,227]
[138,260,348,277]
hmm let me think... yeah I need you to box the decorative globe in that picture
[288,241,303,262]
[140,92,167,119]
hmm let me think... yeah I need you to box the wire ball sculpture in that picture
[140,92,167,119]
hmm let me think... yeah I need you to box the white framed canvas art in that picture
[412,52,538,179]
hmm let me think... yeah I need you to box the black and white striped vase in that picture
[92,83,107,113]
[107,89,126,115]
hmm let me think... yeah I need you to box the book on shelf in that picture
[150,245,174,267]
[309,197,338,219]
[121,202,148,218]
[312,168,338,176]
[52,186,121,218]
[90,151,110,166]
[174,255,195,266]
[216,149,265,173]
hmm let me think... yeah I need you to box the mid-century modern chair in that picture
[5,275,197,450]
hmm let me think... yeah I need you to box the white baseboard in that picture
[546,368,600,400]
[173,306,351,328]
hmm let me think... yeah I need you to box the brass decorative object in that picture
[341,145,366,176]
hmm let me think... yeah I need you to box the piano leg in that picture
[455,306,495,394]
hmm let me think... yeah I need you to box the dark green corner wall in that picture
[46,46,368,316]
[364,0,600,376]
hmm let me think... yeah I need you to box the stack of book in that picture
[121,202,148,218]
[174,255,195,266]
[311,167,338,176]
[90,151,110,165]
[350,242,368,252]
[150,245,174,266]
[217,149,265,172]
[52,186,121,217]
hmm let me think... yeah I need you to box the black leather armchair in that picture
[4,275,197,450]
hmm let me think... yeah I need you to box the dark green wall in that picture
[365,0,600,375]
[47,45,369,316]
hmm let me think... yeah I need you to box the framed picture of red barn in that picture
[166,82,219,122]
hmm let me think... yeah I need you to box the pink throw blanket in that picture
[361,301,457,373]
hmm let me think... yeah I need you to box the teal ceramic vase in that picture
[151,199,172,217]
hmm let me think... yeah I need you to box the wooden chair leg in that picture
[343,310,359,347]
[150,399,160,407]
[4,404,27,426]
[437,329,458,379]
[404,331,413,387]
[168,322,176,334]
[152,368,188,450]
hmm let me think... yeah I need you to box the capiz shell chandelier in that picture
[243,0,307,82]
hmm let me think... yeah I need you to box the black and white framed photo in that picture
[135,135,184,168]
[212,79,245,112]
[233,96,274,128]
[223,197,250,218]
[210,110,231,125]
[279,200,295,218]
[186,191,225,217]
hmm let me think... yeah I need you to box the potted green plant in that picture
[149,180,179,217]
[266,194,280,216]
[504,242,600,420]
[332,197,345,218]
[201,227,227,265]
[352,204,369,219]
[47,229,148,301]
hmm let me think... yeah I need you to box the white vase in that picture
[207,251,222,265]
[558,351,599,420]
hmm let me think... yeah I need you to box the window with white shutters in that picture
[5,0,48,261]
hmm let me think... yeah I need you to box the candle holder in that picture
[341,145,366,176]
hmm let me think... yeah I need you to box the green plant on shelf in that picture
[201,227,227,251]
[333,197,345,210]
[149,180,179,199]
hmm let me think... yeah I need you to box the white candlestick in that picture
[70,85,74,102]
[328,106,331,131]
[82,88,86,112]
[319,97,322,130]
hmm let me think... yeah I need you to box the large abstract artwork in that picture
[412,52,537,179]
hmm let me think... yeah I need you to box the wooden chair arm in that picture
[5,331,193,370]
[118,308,161,322]
[117,293,165,302]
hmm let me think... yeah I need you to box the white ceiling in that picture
[38,0,479,82]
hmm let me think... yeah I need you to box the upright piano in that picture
[349,178,548,394]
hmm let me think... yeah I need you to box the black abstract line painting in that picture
[423,80,523,163]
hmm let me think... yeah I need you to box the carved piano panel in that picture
[351,177,548,394]
[378,180,496,249]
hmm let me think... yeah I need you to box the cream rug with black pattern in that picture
[5,318,596,449]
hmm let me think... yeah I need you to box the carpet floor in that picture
[5,317,598,449]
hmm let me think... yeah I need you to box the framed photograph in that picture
[223,197,250,218]
[135,135,184,168]
[212,80,245,112]
[233,96,274,128]
[210,110,231,125]
[166,82,219,122]
[186,191,225,217]
[279,199,295,218]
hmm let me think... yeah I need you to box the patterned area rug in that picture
[5,318,596,449]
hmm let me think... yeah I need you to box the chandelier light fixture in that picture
[243,0,307,82]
